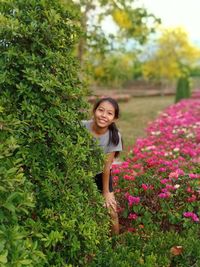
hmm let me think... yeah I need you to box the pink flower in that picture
[187,195,197,202]
[112,176,119,182]
[124,192,130,198]
[132,164,142,169]
[169,171,179,179]
[121,161,129,168]
[114,188,121,193]
[158,192,171,198]
[124,174,135,181]
[127,227,136,232]
[161,188,168,193]
[186,187,194,193]
[159,167,167,172]
[165,184,176,190]
[177,169,185,175]
[127,195,140,206]
[112,168,120,174]
[117,207,124,213]
[128,213,138,220]
[189,173,200,179]
[183,212,199,222]
[142,184,148,191]
[169,169,184,179]
[160,179,171,184]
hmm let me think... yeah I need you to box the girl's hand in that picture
[103,192,117,212]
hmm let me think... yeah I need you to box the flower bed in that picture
[113,97,200,233]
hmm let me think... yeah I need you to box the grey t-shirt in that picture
[82,120,122,154]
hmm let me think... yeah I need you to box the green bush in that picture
[0,0,110,266]
[0,122,45,266]
[175,76,191,103]
[90,226,200,267]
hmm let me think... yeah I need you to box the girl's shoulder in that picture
[118,131,122,138]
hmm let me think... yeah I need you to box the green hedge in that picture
[175,76,191,103]
[0,1,110,266]
[90,225,200,267]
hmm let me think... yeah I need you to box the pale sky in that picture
[141,0,200,42]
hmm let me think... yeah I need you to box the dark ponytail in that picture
[109,122,122,158]
[108,122,119,146]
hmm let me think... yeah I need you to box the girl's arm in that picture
[102,152,117,211]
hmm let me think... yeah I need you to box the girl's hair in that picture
[93,97,122,157]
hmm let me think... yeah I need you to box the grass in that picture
[117,95,174,158]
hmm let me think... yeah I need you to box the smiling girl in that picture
[82,97,122,235]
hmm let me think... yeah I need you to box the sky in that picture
[141,0,200,44]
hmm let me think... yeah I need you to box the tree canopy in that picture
[142,27,200,82]
[76,0,161,63]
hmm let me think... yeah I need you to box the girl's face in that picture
[93,101,116,128]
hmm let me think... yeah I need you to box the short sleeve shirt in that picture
[82,120,122,154]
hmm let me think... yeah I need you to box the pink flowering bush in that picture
[113,98,200,233]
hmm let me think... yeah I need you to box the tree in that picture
[142,27,200,87]
[0,0,109,266]
[92,51,134,88]
[76,0,160,65]
[77,0,161,88]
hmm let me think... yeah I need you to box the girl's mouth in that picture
[99,119,107,123]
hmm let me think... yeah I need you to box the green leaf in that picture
[0,250,8,264]
[0,186,6,192]
[18,259,32,265]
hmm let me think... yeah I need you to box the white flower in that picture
[142,145,156,151]
[186,133,194,138]
[173,148,180,152]
[151,131,161,136]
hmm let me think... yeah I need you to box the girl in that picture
[82,97,122,235]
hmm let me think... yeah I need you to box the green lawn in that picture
[117,95,174,157]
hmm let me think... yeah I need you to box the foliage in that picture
[75,0,160,87]
[92,52,134,88]
[77,0,160,51]
[190,66,200,77]
[110,1,160,43]
[113,99,200,234]
[90,226,200,267]
[175,76,191,103]
[142,27,200,82]
[0,0,110,266]
[0,121,45,266]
